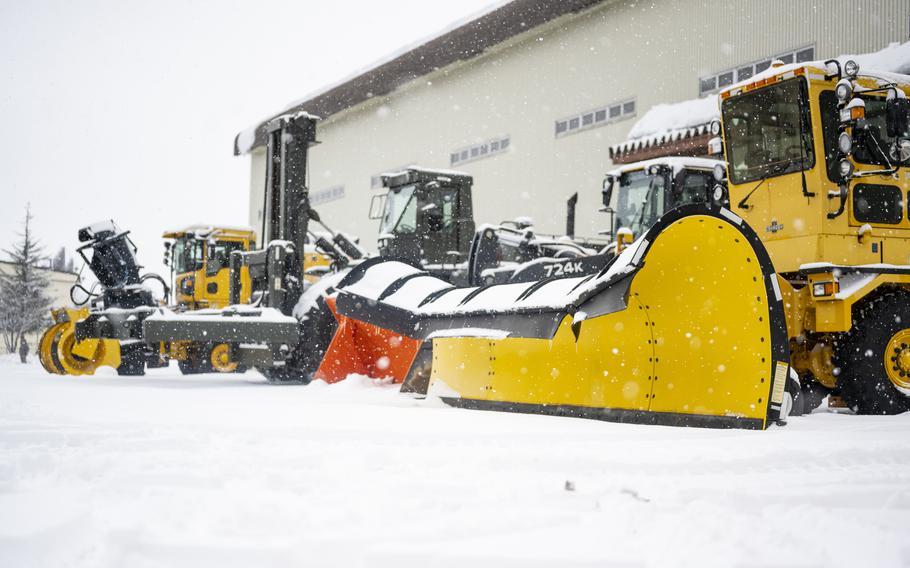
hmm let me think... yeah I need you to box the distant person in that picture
[19,337,29,363]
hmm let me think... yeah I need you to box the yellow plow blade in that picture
[335,205,790,430]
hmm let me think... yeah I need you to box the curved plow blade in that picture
[334,206,789,429]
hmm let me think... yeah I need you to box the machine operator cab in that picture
[715,58,910,271]
[162,225,256,310]
[601,157,728,251]
[370,167,475,272]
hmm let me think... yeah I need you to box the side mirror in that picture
[369,194,387,220]
[602,176,615,209]
[614,227,633,255]
[892,139,910,163]
[886,97,910,138]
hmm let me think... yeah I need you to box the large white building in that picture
[236,0,910,247]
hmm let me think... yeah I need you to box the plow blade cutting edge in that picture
[333,205,791,430]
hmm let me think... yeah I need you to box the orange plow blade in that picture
[314,296,421,383]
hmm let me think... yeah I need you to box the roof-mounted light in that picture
[835,79,853,103]
[844,59,859,78]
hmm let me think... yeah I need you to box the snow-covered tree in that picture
[0,206,53,353]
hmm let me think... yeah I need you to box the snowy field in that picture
[1,355,909,568]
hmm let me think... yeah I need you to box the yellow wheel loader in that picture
[327,57,910,427]
[161,225,258,374]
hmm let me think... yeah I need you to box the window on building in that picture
[555,97,636,138]
[311,185,345,205]
[450,136,511,166]
[699,45,816,96]
[796,47,814,62]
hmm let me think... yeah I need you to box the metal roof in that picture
[234,0,607,155]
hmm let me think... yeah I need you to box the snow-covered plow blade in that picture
[314,296,422,383]
[334,205,791,429]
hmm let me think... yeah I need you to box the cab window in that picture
[853,184,902,224]
[675,171,711,205]
[853,96,910,166]
[206,241,245,275]
[175,239,204,273]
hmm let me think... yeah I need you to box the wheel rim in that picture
[210,343,237,373]
[57,332,105,375]
[884,329,910,389]
[39,324,66,374]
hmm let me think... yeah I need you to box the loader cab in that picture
[163,226,255,309]
[719,61,910,272]
[603,158,724,242]
[372,167,475,268]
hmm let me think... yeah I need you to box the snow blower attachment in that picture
[38,221,163,376]
[333,205,793,430]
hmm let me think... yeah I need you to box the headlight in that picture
[838,159,855,178]
[835,79,853,103]
[179,276,195,296]
[844,59,859,78]
[838,131,853,155]
[812,281,839,297]
[712,185,725,202]
[713,163,727,182]
[709,120,721,136]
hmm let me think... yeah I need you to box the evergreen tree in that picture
[51,247,67,272]
[0,206,53,353]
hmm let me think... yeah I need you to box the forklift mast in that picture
[262,113,318,253]
[235,113,318,314]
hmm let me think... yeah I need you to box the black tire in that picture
[178,358,201,375]
[117,343,146,376]
[259,296,338,385]
[177,343,214,375]
[834,290,910,415]
[791,380,830,416]
[259,366,310,385]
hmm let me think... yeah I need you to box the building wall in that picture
[248,0,910,249]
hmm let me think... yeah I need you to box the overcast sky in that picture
[0,0,497,276]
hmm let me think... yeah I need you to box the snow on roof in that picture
[164,224,255,237]
[384,166,472,179]
[609,96,719,158]
[606,156,722,177]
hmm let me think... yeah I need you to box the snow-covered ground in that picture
[1,355,909,568]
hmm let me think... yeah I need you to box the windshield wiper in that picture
[737,162,789,210]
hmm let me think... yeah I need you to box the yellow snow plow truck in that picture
[329,58,910,428]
